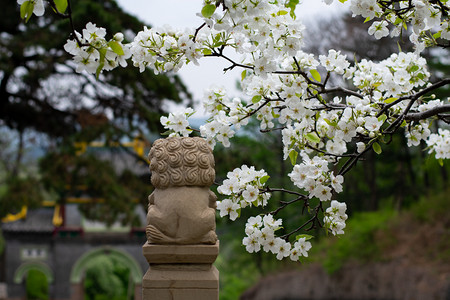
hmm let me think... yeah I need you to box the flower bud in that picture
[113,32,124,42]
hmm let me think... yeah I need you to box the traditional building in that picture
[1,140,150,300]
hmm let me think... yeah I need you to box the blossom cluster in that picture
[160,107,195,137]
[64,22,131,75]
[21,0,450,260]
[323,200,348,236]
[427,128,450,160]
[216,165,270,220]
[242,215,312,260]
[288,155,344,202]
[154,0,447,259]
[323,0,450,53]
[129,25,207,74]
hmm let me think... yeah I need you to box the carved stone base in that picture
[142,242,219,300]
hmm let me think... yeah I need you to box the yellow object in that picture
[2,206,27,222]
[133,138,146,158]
[75,142,87,155]
[52,205,63,227]
[75,138,147,159]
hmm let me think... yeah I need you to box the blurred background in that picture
[0,0,449,299]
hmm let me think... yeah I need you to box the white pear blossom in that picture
[368,21,390,39]
[217,199,240,221]
[26,0,449,261]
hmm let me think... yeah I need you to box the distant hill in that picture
[241,189,450,300]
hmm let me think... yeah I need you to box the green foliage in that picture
[1,0,190,139]
[26,269,49,300]
[84,255,132,300]
[39,151,148,226]
[320,208,396,274]
[410,186,450,223]
[313,188,450,275]
[216,239,261,300]
[0,176,44,219]
[1,0,192,223]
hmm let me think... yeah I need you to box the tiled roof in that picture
[2,207,54,232]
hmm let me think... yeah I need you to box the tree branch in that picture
[405,104,450,122]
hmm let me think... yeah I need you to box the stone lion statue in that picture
[146,137,218,245]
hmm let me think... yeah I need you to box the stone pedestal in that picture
[142,241,219,300]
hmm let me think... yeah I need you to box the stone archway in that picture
[69,247,143,300]
[14,261,54,284]
[14,262,53,300]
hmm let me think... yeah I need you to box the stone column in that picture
[142,137,219,300]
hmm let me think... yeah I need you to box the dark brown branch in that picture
[270,197,304,216]
[378,78,450,117]
[321,86,364,99]
[405,104,450,121]
[280,202,323,240]
[192,22,207,42]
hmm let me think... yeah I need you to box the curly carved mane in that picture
[149,137,215,189]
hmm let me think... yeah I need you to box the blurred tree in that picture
[0,0,191,222]
[26,269,49,300]
[0,0,190,139]
[83,255,131,300]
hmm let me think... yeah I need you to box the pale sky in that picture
[115,0,348,111]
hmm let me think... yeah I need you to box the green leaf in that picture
[20,1,34,22]
[296,234,314,241]
[309,69,321,82]
[306,132,321,144]
[378,114,387,123]
[289,150,298,166]
[410,65,419,73]
[338,0,348,2]
[397,41,403,53]
[201,4,216,18]
[438,159,444,167]
[108,41,124,56]
[372,142,382,154]
[277,10,288,16]
[433,31,441,39]
[400,120,407,127]
[384,97,398,104]
[20,1,29,19]
[241,70,247,81]
[54,0,68,13]
[285,0,299,19]
[202,48,212,55]
[394,17,402,25]
[364,16,371,23]
[259,175,270,185]
[95,48,107,79]
[252,95,262,103]
[324,118,337,127]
